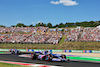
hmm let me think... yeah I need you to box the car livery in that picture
[18,50,70,62]
[9,49,21,55]
[50,54,69,61]
[31,50,70,62]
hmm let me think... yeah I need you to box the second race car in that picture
[9,49,21,55]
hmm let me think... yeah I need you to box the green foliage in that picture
[47,23,52,28]
[16,23,26,27]
[52,24,59,28]
[29,24,33,27]
[11,25,15,27]
[65,23,76,27]
[61,29,64,32]
[58,35,66,45]
[76,21,96,27]
[58,23,64,28]
[1,21,99,28]
[35,23,46,27]
[0,25,6,27]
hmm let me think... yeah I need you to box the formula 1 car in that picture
[31,51,70,62]
[9,49,21,55]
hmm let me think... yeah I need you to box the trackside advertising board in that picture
[0,49,100,53]
[17,49,26,52]
[34,49,45,52]
[71,50,83,53]
[0,49,9,51]
[83,50,92,53]
[63,50,71,52]
[52,50,63,52]
[92,50,100,53]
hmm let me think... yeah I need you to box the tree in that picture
[65,23,75,27]
[0,25,6,27]
[11,25,15,27]
[35,22,46,27]
[80,21,87,27]
[94,21,100,27]
[89,21,95,27]
[61,28,64,32]
[58,23,64,28]
[76,22,82,26]
[29,24,33,27]
[47,23,52,28]
[42,23,46,27]
[16,23,26,27]
[53,24,59,28]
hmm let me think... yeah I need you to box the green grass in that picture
[0,41,100,50]
[0,44,56,49]
[0,63,28,67]
[68,56,100,61]
[58,35,67,45]
[59,42,100,50]
[0,52,5,54]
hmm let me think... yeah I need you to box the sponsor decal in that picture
[0,49,9,51]
[52,50,63,52]
[71,50,83,53]
[92,50,100,53]
[84,50,92,53]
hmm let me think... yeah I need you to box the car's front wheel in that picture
[67,57,70,61]
[61,54,66,59]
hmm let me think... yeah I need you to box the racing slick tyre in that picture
[61,54,66,59]
[67,57,70,61]
[40,56,46,61]
[18,52,21,55]
[45,54,52,62]
[11,51,15,54]
[31,53,37,60]
[17,51,21,55]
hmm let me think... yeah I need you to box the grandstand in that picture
[1,25,100,45]
[66,26,100,42]
[0,26,100,50]
[0,26,62,44]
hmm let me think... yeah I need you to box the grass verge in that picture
[58,35,66,45]
[0,63,28,67]
[68,56,100,62]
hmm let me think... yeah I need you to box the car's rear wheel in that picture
[45,54,52,61]
[18,52,21,55]
[31,53,37,60]
[40,56,46,61]
[11,51,15,54]
[17,51,21,55]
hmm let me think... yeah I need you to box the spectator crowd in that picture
[0,26,62,44]
[0,26,48,34]
[66,26,100,42]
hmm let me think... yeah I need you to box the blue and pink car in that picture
[31,51,70,62]
[9,49,21,55]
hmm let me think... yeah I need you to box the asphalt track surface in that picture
[0,53,100,67]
